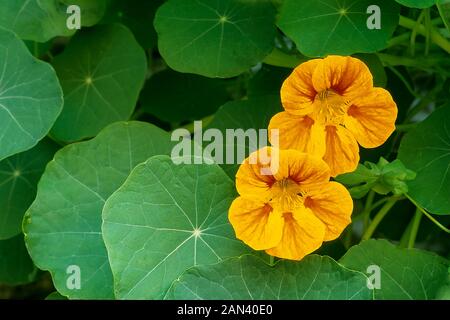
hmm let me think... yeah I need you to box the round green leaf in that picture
[140,69,230,123]
[0,0,107,43]
[103,0,164,49]
[0,28,63,161]
[395,0,436,9]
[167,255,373,300]
[0,234,36,285]
[340,239,449,299]
[50,24,147,142]
[154,0,277,78]
[0,139,58,240]
[102,156,250,299]
[398,106,450,215]
[277,0,400,57]
[23,121,174,299]
[206,96,282,178]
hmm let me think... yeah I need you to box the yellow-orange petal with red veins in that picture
[304,182,353,241]
[323,125,360,177]
[344,88,398,148]
[280,59,321,116]
[265,207,325,261]
[311,55,373,101]
[229,197,283,250]
[268,112,326,157]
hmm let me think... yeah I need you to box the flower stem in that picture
[362,198,398,241]
[405,194,450,234]
[407,208,422,249]
[362,191,375,232]
[399,15,450,54]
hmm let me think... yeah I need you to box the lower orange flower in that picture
[229,147,353,260]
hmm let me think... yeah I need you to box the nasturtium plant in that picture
[102,156,251,299]
[0,0,449,302]
[23,122,174,299]
[0,0,107,42]
[278,0,400,57]
[398,106,450,215]
[50,24,147,142]
[0,28,62,161]
[154,0,277,78]
[0,139,58,240]
[168,255,373,300]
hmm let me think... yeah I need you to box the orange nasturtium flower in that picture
[269,55,398,177]
[229,147,353,260]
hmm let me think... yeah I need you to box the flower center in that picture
[314,89,350,125]
[270,178,304,212]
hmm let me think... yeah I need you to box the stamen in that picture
[314,89,350,125]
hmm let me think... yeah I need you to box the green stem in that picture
[386,66,420,99]
[408,208,423,249]
[269,255,275,266]
[406,194,450,234]
[399,15,450,54]
[399,218,414,248]
[362,191,376,232]
[362,198,398,241]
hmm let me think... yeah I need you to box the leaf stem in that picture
[399,15,450,54]
[408,208,422,249]
[405,194,450,234]
[362,198,398,241]
[362,191,375,231]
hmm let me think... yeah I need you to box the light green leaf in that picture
[167,254,373,300]
[154,0,277,78]
[0,139,58,240]
[0,28,63,161]
[102,156,250,299]
[103,0,164,49]
[340,239,449,299]
[398,106,450,215]
[50,24,147,142]
[205,96,282,178]
[395,0,437,9]
[277,0,400,57]
[438,0,450,33]
[140,69,230,123]
[0,0,107,42]
[0,234,37,285]
[23,122,174,299]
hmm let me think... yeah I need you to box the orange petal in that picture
[273,149,330,188]
[323,125,359,177]
[281,59,321,116]
[305,182,353,241]
[344,88,398,148]
[229,197,283,250]
[312,56,373,101]
[268,112,326,157]
[265,207,325,260]
[235,147,275,202]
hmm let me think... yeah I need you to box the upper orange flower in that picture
[269,55,398,176]
[229,147,353,260]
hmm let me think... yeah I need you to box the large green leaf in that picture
[0,28,63,161]
[0,235,36,285]
[205,96,282,178]
[0,139,58,240]
[438,0,450,33]
[398,106,450,215]
[23,122,174,299]
[102,156,250,299]
[167,255,373,300]
[0,0,107,42]
[50,24,147,142]
[277,0,400,57]
[103,0,164,49]
[395,0,437,8]
[340,239,449,299]
[140,69,230,123]
[154,0,277,78]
